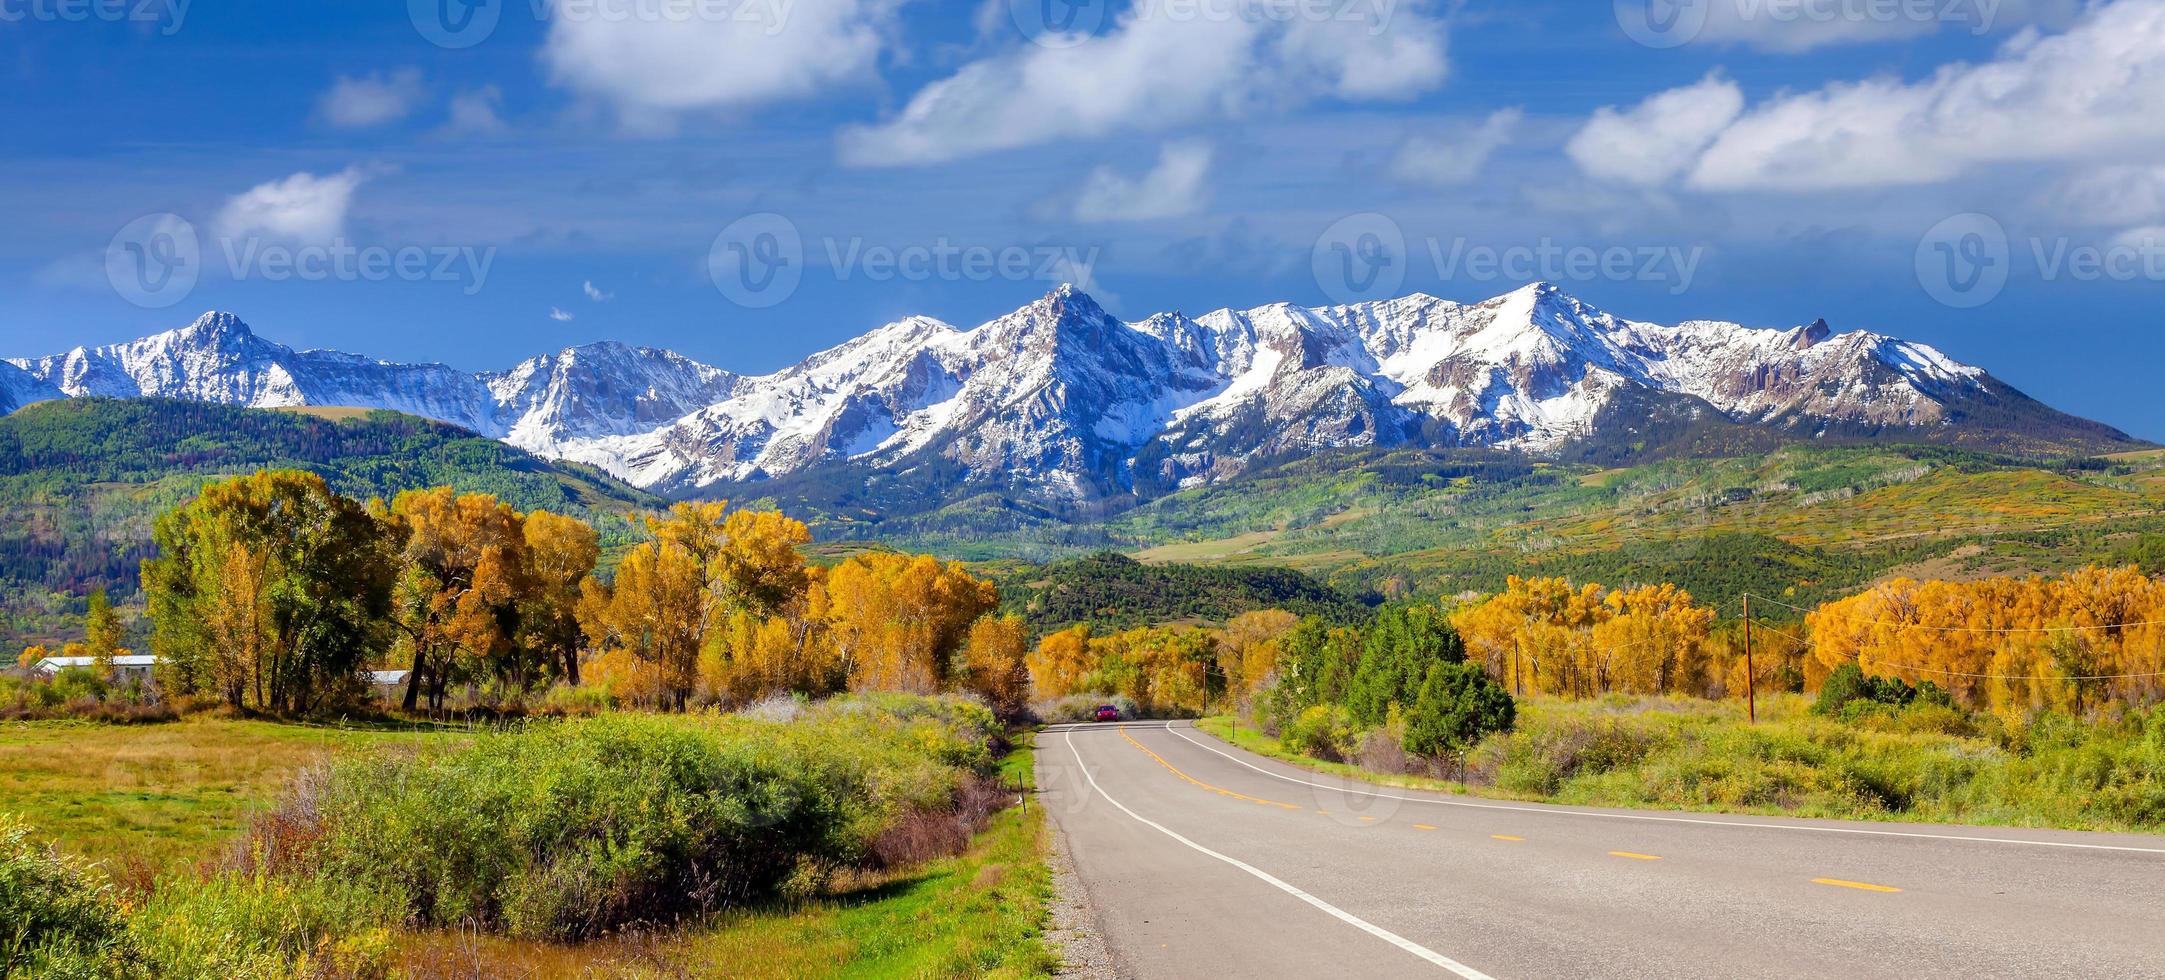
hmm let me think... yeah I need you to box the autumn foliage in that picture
[136,471,1025,718]
[1808,569,2165,726]
[1452,576,1717,700]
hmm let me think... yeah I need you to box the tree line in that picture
[1027,606,1518,764]
[138,470,1029,717]
[1446,567,2165,725]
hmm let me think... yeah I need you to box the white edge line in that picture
[1163,723,2165,856]
[1060,730,1495,980]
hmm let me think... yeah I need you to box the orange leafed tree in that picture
[958,614,1032,721]
[1807,566,2165,723]
[1452,576,1713,699]
[1223,609,1300,702]
[385,488,532,711]
[1027,625,1094,701]
[822,552,997,694]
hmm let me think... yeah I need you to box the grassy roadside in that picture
[1201,715,1470,796]
[668,733,1059,979]
[401,734,1062,978]
[0,716,1060,978]
[1202,696,2165,834]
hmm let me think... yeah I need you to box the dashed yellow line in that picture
[1121,727,1303,811]
[1491,835,1524,842]
[1609,851,1662,861]
[1813,878,1902,893]
[1358,815,1377,822]
[1413,824,1439,831]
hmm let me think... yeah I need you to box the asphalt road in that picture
[1037,721,2165,979]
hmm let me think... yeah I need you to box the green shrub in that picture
[301,695,995,941]
[0,815,130,977]
[542,682,614,715]
[1283,705,1360,762]
[1400,661,1515,759]
[1480,715,1671,796]
[125,872,399,980]
[1815,664,1955,716]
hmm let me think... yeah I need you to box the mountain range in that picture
[4,283,2137,505]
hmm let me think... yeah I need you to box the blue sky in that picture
[4,0,2163,438]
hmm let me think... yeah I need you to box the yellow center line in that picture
[1359,815,1377,822]
[1813,878,1902,893]
[1491,835,1524,842]
[1609,851,1662,861]
[1120,727,1304,811]
[1413,824,1439,831]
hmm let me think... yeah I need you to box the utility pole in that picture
[1743,593,1756,725]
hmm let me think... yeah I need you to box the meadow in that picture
[0,717,452,875]
[0,701,1058,979]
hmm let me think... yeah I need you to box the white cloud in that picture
[550,307,577,322]
[215,167,371,243]
[1688,0,2165,191]
[1390,108,1522,187]
[441,86,511,138]
[1679,0,2078,52]
[1073,141,1215,222]
[2045,166,2165,227]
[583,279,614,301]
[839,0,1449,166]
[542,0,905,128]
[316,68,427,129]
[1567,74,1743,186]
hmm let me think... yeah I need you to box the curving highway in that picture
[1037,721,2165,979]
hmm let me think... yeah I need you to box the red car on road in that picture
[1093,705,1122,723]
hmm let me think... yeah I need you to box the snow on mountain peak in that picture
[6,284,2062,499]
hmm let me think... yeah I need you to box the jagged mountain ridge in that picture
[4,283,2135,501]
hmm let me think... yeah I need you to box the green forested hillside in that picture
[11,396,2164,647]
[876,444,2165,617]
[0,399,659,647]
[1001,552,1372,635]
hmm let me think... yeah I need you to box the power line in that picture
[1743,593,2165,634]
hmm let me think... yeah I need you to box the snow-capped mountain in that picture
[4,283,2132,501]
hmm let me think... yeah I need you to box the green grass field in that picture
[0,718,1059,978]
[0,717,454,873]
